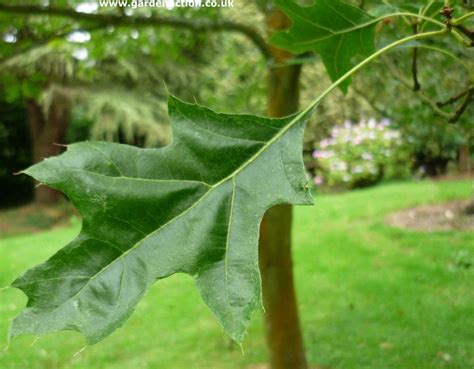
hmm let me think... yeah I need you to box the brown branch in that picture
[449,86,473,123]
[383,56,454,120]
[437,86,471,107]
[0,24,106,67]
[411,23,421,91]
[453,24,474,46]
[384,57,473,123]
[0,4,271,60]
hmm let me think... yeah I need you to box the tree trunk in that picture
[258,8,308,369]
[458,144,470,173]
[27,95,70,204]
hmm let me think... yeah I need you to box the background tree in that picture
[0,9,224,202]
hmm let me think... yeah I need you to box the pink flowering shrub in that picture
[312,118,412,188]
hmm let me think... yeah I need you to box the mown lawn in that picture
[0,179,472,369]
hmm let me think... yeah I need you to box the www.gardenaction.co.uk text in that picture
[98,0,234,8]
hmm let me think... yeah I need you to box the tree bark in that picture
[27,95,70,203]
[458,144,470,173]
[258,8,308,369]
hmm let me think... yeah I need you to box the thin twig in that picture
[411,22,421,91]
[452,11,474,25]
[0,24,105,67]
[437,86,472,107]
[383,56,454,119]
[449,86,473,123]
[386,57,473,123]
[453,24,474,46]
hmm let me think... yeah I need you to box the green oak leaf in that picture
[10,96,313,345]
[270,0,376,93]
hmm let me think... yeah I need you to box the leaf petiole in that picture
[452,12,474,25]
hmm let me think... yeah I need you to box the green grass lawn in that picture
[0,179,473,369]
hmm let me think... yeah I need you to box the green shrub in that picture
[312,118,412,189]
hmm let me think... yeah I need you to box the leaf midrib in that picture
[223,177,237,331]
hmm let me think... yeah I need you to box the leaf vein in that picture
[224,177,237,330]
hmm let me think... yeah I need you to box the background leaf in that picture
[10,96,313,345]
[270,0,376,93]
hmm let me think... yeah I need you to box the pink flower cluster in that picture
[311,118,404,187]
